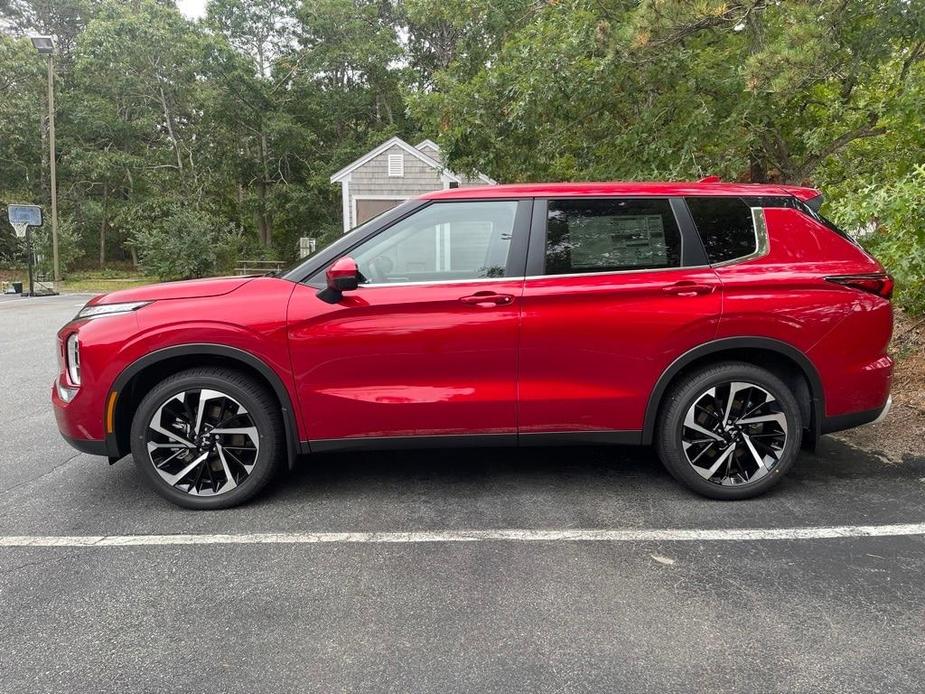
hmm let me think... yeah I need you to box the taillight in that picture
[825,273,894,300]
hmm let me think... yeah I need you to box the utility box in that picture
[298,237,317,259]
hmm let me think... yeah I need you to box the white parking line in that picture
[1,523,924,547]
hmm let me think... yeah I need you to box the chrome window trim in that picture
[358,276,522,289]
[710,207,770,268]
[357,263,716,288]
[523,264,710,282]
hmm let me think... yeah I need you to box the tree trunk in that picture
[125,168,139,269]
[254,179,271,246]
[258,129,272,246]
[749,153,767,183]
[159,85,184,173]
[99,183,109,267]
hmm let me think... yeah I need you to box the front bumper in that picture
[60,433,108,456]
[52,379,110,458]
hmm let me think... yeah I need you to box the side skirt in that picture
[305,430,643,454]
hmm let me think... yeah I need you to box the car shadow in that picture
[277,435,924,500]
[12,433,921,532]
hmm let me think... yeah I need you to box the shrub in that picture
[32,217,86,276]
[125,201,240,280]
[825,165,925,315]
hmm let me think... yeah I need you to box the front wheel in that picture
[656,362,803,500]
[130,367,283,509]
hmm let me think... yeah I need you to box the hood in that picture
[90,276,255,306]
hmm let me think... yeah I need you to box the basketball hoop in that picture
[6,204,55,297]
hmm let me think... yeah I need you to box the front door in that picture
[287,199,531,444]
[517,196,722,436]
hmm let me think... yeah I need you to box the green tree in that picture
[65,0,210,266]
[203,0,306,250]
[0,35,43,259]
[409,0,925,184]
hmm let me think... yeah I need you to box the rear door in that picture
[517,196,722,437]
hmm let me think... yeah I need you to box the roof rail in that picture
[698,175,721,183]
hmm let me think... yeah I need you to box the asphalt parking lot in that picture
[1,293,924,693]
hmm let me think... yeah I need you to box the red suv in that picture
[52,181,893,509]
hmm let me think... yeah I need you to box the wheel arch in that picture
[642,337,824,445]
[106,344,301,469]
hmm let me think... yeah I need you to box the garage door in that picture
[356,198,404,226]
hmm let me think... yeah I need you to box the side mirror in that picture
[326,256,360,292]
[317,256,361,303]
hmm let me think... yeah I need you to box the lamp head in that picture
[30,36,55,54]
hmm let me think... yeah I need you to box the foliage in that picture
[0,0,923,309]
[125,199,235,280]
[408,0,925,310]
[32,216,84,274]
[826,166,925,313]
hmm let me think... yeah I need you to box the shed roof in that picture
[330,136,497,186]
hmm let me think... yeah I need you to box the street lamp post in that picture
[31,35,59,284]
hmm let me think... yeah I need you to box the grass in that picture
[59,277,150,293]
[1,267,152,294]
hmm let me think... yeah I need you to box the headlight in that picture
[76,301,150,321]
[66,333,80,386]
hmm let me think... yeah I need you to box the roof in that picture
[329,136,498,186]
[330,136,460,184]
[422,181,820,201]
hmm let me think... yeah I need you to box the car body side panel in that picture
[808,296,893,417]
[714,207,891,417]
[517,267,722,432]
[53,277,299,443]
[286,279,522,440]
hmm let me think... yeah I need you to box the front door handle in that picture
[662,282,714,297]
[459,291,515,307]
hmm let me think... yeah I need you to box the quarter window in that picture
[348,200,517,284]
[686,197,764,264]
[544,198,682,275]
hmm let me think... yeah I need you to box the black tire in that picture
[655,362,803,500]
[130,367,284,510]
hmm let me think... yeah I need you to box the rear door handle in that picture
[662,282,714,297]
[459,291,515,306]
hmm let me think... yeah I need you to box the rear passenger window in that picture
[686,197,761,264]
[545,198,681,275]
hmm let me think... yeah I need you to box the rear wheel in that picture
[130,367,283,509]
[656,362,802,500]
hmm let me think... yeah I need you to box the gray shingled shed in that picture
[329,136,496,232]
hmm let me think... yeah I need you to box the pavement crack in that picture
[0,451,83,498]
[0,551,79,578]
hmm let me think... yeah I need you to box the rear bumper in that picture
[821,396,892,435]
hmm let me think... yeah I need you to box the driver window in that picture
[349,200,517,284]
